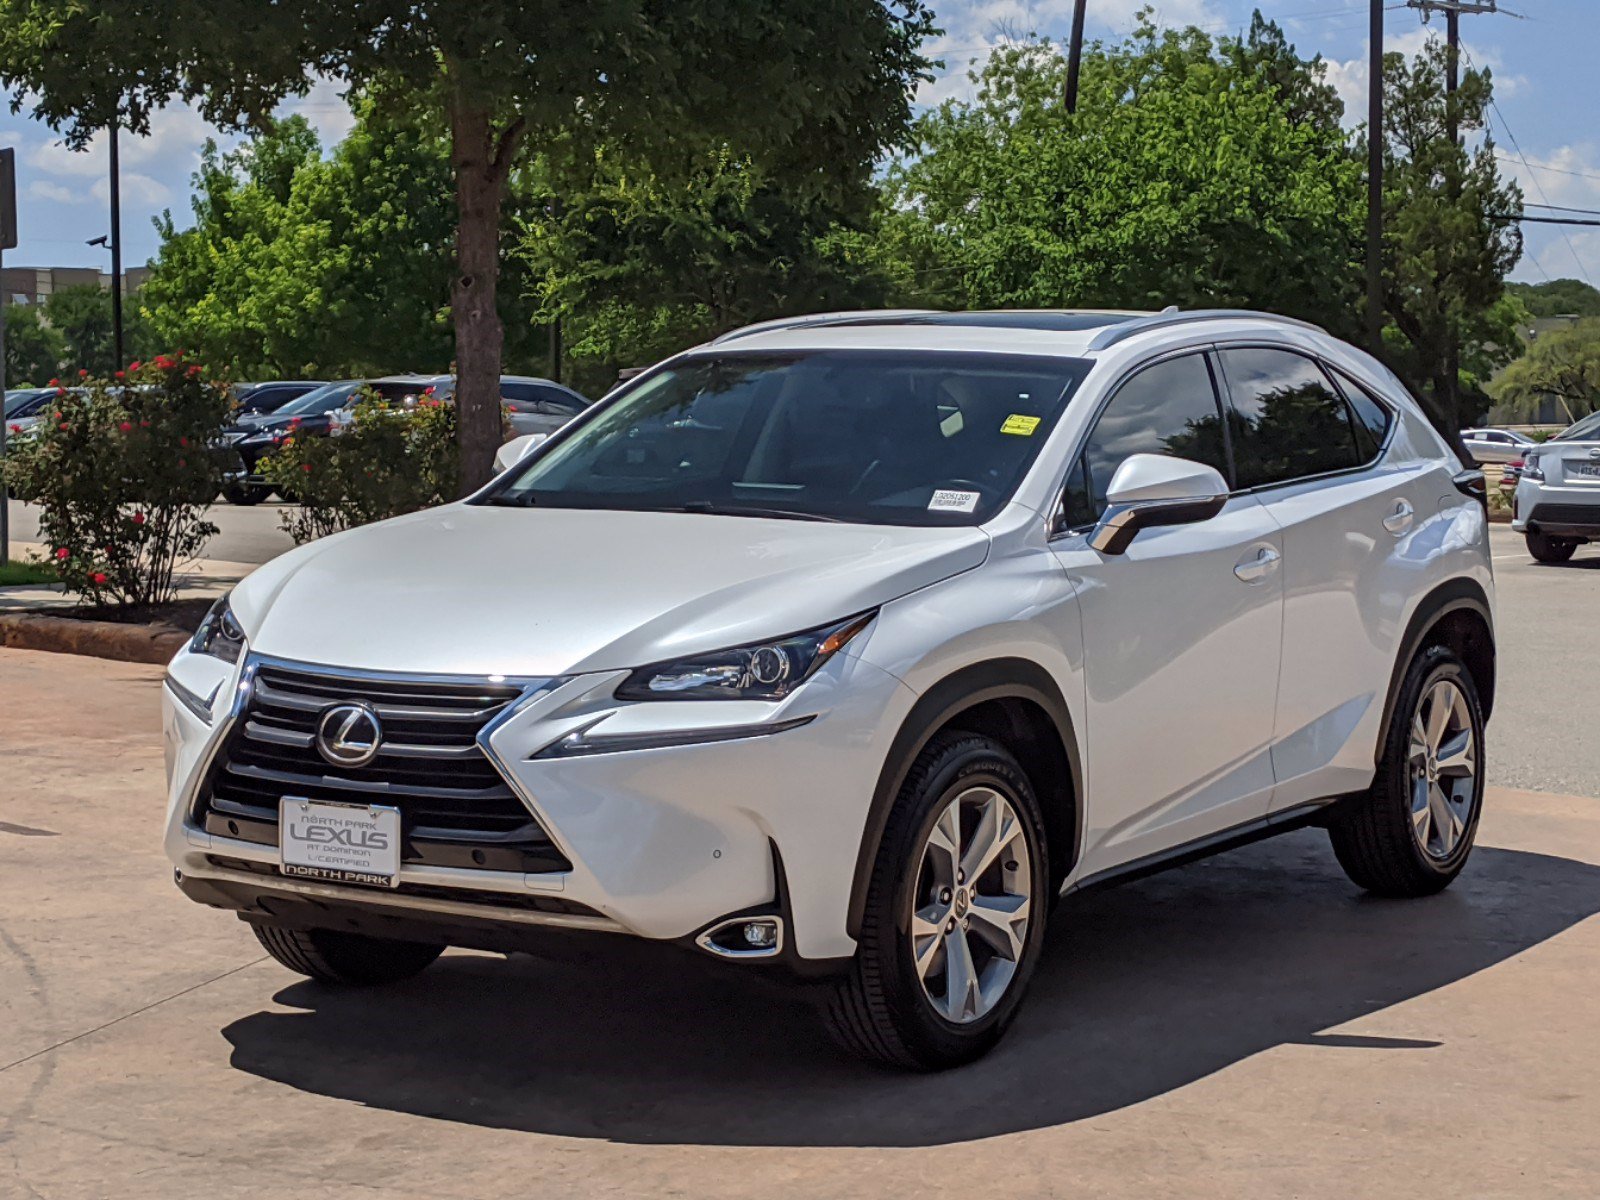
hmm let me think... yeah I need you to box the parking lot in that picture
[2,522,1598,1198]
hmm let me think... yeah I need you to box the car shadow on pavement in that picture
[221,831,1600,1147]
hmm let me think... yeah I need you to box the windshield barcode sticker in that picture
[929,489,981,513]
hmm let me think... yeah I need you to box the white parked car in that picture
[1459,426,1535,465]
[1512,410,1600,562]
[163,309,1495,1069]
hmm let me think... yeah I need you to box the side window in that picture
[499,382,541,412]
[1064,352,1229,526]
[1328,368,1396,461]
[1219,348,1363,488]
[535,387,587,417]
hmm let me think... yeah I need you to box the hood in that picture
[237,504,990,677]
[239,413,333,440]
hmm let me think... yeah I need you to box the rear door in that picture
[1213,346,1427,813]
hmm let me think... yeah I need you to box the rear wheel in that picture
[826,732,1049,1070]
[222,482,272,506]
[251,923,444,986]
[1329,646,1484,897]
[1526,529,1578,563]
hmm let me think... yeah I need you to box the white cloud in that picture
[27,179,87,205]
[1498,143,1600,285]
[279,76,357,148]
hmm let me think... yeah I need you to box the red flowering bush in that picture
[260,390,460,543]
[0,353,230,605]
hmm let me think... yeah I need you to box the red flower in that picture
[154,355,173,369]
[128,360,142,372]
[7,425,18,435]
[187,365,201,377]
[177,458,186,468]
[301,463,313,473]
[48,377,58,386]
[58,422,69,431]
[78,369,88,378]
[114,370,125,380]
[178,436,189,448]
[91,572,108,585]
[55,387,66,396]
[131,512,146,525]
[289,418,302,429]
[119,421,133,433]
[140,420,150,428]
[52,411,61,420]
[55,548,69,560]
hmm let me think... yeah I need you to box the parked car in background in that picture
[165,308,1494,1070]
[224,381,366,504]
[382,373,592,439]
[1512,409,1600,562]
[232,381,329,419]
[1460,427,1535,465]
[4,388,55,439]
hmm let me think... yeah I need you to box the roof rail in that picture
[1085,309,1326,351]
[710,309,942,345]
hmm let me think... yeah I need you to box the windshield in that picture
[1554,411,1600,443]
[483,350,1088,526]
[276,381,363,417]
[5,389,47,418]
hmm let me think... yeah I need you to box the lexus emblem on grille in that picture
[315,703,383,768]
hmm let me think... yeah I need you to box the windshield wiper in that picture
[480,492,538,508]
[678,500,842,523]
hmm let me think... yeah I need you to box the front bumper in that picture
[162,648,915,962]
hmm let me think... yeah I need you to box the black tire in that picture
[1526,529,1577,563]
[222,483,270,506]
[1328,646,1485,898]
[825,732,1050,1071]
[251,923,444,986]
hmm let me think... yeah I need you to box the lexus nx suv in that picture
[164,310,1495,1070]
[1512,409,1600,563]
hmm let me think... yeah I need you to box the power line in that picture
[1495,155,1600,184]
[1525,201,1600,218]
[1494,213,1600,227]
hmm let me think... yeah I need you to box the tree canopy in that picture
[3,304,65,387]
[1488,318,1600,423]
[1507,279,1600,320]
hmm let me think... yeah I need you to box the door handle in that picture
[1383,499,1415,535]
[1234,545,1281,583]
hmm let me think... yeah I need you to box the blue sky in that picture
[2,1,1596,287]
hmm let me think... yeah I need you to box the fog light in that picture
[743,921,778,949]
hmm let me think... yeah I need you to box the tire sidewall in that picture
[874,738,1051,1063]
[1382,649,1486,879]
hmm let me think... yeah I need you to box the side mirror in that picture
[1089,453,1229,555]
[492,432,548,474]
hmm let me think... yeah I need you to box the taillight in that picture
[1523,453,1545,482]
[1506,458,1523,471]
[1453,468,1487,510]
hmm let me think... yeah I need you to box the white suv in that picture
[1512,410,1600,563]
[163,310,1496,1070]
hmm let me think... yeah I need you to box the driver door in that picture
[1050,350,1284,879]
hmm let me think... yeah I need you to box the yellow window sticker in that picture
[1001,414,1041,436]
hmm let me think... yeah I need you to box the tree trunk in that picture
[448,85,513,493]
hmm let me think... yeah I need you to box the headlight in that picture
[614,613,874,701]
[190,595,247,664]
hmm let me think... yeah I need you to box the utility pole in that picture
[1366,0,1384,352]
[108,118,124,371]
[1,147,15,566]
[1064,0,1088,113]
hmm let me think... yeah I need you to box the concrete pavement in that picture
[2,644,1599,1198]
[7,498,296,567]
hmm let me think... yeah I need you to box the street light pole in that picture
[1064,0,1088,114]
[109,117,124,371]
[1366,0,1384,353]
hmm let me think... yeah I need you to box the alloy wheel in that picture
[909,785,1033,1024]
[1408,679,1477,860]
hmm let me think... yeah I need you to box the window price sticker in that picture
[929,489,981,513]
[1001,414,1042,436]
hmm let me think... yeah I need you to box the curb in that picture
[0,613,187,664]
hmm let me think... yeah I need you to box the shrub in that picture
[1,355,230,606]
[260,392,460,543]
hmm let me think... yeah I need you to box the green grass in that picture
[0,559,60,587]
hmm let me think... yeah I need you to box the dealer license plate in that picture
[280,798,401,888]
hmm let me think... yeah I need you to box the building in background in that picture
[1,264,148,307]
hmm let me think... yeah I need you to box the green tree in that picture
[1372,41,1523,429]
[518,145,898,395]
[1488,318,1600,423]
[3,303,66,386]
[1506,279,1600,320]
[43,283,155,376]
[142,105,546,378]
[0,1,934,488]
[881,18,1361,328]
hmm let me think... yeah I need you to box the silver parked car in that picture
[1512,410,1600,562]
[1460,426,1535,465]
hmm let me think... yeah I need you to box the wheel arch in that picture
[845,658,1083,940]
[1375,577,1496,767]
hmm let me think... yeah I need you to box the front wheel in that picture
[251,923,444,986]
[1329,646,1485,897]
[825,732,1049,1070]
[222,482,271,506]
[1526,529,1578,563]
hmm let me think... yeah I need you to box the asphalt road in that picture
[2,648,1597,1198]
[7,497,298,565]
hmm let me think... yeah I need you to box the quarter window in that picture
[1328,368,1396,460]
[1219,348,1364,488]
[1064,352,1229,526]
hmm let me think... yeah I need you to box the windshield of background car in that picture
[276,382,362,417]
[1554,411,1600,442]
[484,350,1089,526]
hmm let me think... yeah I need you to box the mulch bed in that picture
[0,598,210,664]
